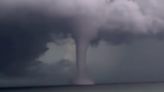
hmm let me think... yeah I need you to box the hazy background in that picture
[1,37,164,87]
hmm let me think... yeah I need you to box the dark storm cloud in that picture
[0,5,73,76]
[1,0,164,42]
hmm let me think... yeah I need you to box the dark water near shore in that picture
[1,83,164,92]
